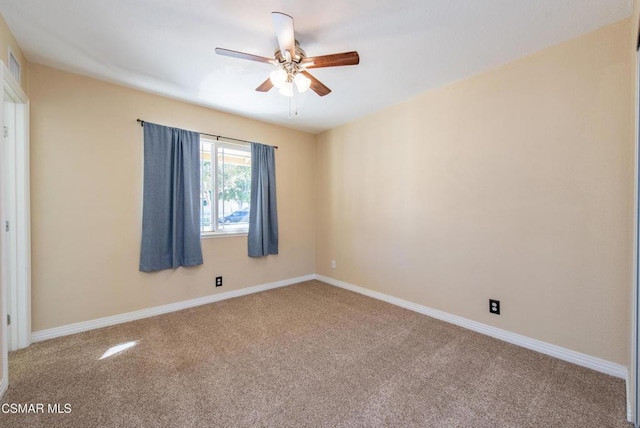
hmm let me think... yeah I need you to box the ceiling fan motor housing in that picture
[274,41,307,82]
[274,40,306,64]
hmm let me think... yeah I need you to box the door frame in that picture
[632,48,640,427]
[0,62,30,395]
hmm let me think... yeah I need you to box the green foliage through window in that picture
[200,140,251,233]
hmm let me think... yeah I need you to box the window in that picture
[200,137,251,235]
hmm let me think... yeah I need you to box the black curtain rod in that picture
[136,119,278,149]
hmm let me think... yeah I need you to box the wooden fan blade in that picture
[301,71,331,96]
[215,48,274,64]
[302,51,360,69]
[255,77,274,92]
[272,12,295,60]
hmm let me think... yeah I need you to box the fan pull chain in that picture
[286,90,299,118]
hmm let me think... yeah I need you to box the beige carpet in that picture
[0,280,631,427]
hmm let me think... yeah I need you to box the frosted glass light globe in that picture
[269,69,287,88]
[294,73,311,93]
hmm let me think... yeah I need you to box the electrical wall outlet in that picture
[215,276,223,287]
[489,299,500,315]
[331,260,336,269]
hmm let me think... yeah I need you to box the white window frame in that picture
[200,136,251,238]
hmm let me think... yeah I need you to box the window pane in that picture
[200,141,214,233]
[217,146,251,232]
[200,138,252,235]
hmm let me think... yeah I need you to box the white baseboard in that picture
[31,274,316,343]
[33,273,628,379]
[25,273,632,418]
[316,275,628,380]
[0,377,6,399]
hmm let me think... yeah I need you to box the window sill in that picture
[201,231,248,239]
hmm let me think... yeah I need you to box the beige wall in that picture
[316,19,634,365]
[29,64,316,331]
[0,13,27,94]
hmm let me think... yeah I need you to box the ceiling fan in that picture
[215,12,359,97]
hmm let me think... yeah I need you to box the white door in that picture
[3,101,10,349]
[4,100,16,351]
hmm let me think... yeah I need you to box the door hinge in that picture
[7,314,10,325]
[3,126,7,138]
[5,221,8,232]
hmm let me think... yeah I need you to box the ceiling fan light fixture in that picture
[278,82,294,97]
[270,69,287,88]
[294,73,311,93]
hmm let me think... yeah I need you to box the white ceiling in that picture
[0,0,633,134]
